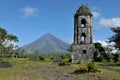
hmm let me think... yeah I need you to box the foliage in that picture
[94,42,105,53]
[96,55,103,62]
[0,58,120,80]
[102,53,109,62]
[87,62,98,72]
[74,62,99,74]
[113,53,119,63]
[33,51,41,57]
[60,54,70,59]
[94,42,102,49]
[108,27,120,50]
[57,54,71,66]
[0,27,18,58]
[20,50,28,58]
[39,56,44,60]
[58,59,70,66]
[30,51,44,61]
[94,42,105,62]
[50,56,57,61]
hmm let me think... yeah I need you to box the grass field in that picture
[0,58,120,80]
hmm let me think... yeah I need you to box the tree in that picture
[0,27,18,58]
[113,53,119,63]
[20,50,27,58]
[94,42,105,53]
[108,27,120,50]
[33,51,41,57]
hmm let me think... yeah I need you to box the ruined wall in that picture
[71,44,95,62]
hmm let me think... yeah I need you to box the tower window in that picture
[81,33,86,43]
[80,19,86,27]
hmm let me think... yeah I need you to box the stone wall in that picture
[71,44,95,63]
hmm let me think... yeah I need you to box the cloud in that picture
[92,11,101,18]
[20,6,39,18]
[99,18,120,28]
[68,39,73,44]
[95,40,116,47]
[95,40,108,47]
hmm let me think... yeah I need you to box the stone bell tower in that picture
[70,5,95,63]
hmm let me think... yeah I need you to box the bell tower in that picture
[74,5,93,44]
[70,5,95,63]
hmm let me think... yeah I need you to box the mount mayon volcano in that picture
[18,33,70,54]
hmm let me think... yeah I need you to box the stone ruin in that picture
[70,5,95,63]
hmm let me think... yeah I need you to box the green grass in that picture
[0,58,51,80]
[0,58,120,80]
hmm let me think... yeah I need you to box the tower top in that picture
[75,4,92,16]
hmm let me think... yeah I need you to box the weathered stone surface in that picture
[71,5,95,63]
[71,44,95,62]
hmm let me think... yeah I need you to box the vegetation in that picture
[0,27,18,58]
[74,62,99,74]
[0,58,119,80]
[94,42,120,63]
[94,42,105,62]
[108,27,120,50]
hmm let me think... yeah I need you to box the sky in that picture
[0,0,120,47]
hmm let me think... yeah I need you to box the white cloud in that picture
[99,18,120,28]
[95,40,108,47]
[92,11,100,18]
[20,6,39,18]
[95,40,116,47]
[95,40,118,53]
[68,39,73,44]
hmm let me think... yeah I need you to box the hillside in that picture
[18,33,70,54]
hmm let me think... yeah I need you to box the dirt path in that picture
[36,63,102,80]
[101,66,120,73]
[38,64,83,80]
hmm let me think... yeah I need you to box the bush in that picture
[97,56,103,62]
[50,56,57,61]
[74,62,88,74]
[74,62,99,74]
[39,56,44,61]
[60,54,70,59]
[58,59,70,66]
[113,53,119,63]
[87,62,97,72]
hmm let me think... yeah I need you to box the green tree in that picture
[113,53,119,63]
[33,50,41,57]
[0,27,18,58]
[94,42,105,53]
[108,27,120,50]
[20,50,27,58]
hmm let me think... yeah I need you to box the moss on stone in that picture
[75,5,92,16]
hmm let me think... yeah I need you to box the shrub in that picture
[97,56,103,62]
[58,59,70,66]
[74,62,88,74]
[87,62,97,72]
[74,62,99,74]
[60,54,70,59]
[113,53,119,63]
[39,56,44,61]
[50,56,57,61]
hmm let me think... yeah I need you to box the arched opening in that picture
[83,50,87,54]
[81,33,86,43]
[80,19,86,27]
